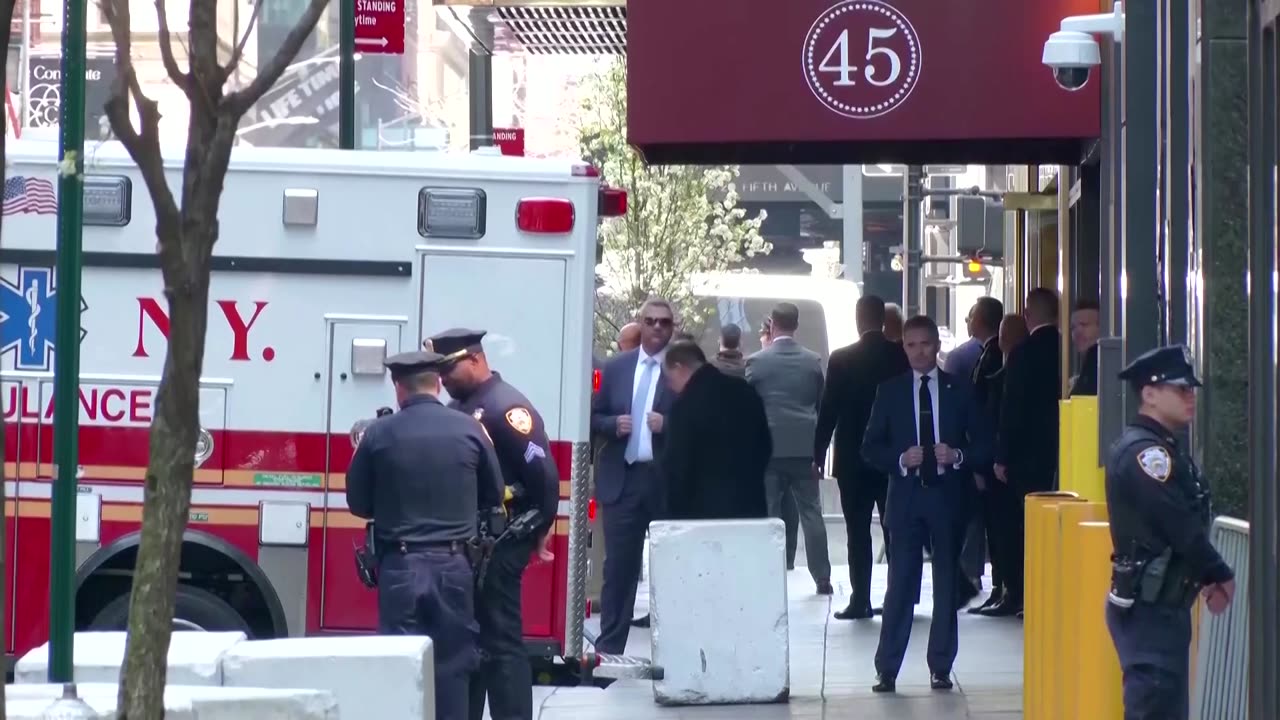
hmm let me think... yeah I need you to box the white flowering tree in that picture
[578,59,769,350]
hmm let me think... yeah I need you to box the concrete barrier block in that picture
[648,519,789,706]
[15,631,247,686]
[6,682,338,719]
[220,636,434,720]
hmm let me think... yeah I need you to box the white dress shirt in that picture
[899,367,964,477]
[630,346,665,462]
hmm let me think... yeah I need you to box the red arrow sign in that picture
[355,0,405,55]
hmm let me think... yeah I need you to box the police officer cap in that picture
[384,350,446,380]
[424,328,487,361]
[1117,344,1202,388]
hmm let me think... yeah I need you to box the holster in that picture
[1138,547,1199,609]
[353,523,379,589]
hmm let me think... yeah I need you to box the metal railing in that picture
[1192,517,1249,719]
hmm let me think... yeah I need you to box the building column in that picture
[1122,0,1162,362]
[1193,0,1249,518]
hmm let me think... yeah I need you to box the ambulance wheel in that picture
[89,585,252,634]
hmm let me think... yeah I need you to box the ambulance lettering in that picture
[132,297,275,361]
[3,382,154,426]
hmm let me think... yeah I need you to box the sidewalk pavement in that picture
[524,562,1025,719]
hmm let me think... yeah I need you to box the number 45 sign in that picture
[803,0,923,120]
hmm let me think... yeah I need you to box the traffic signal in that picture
[962,257,991,281]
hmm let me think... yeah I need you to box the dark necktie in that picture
[919,375,937,483]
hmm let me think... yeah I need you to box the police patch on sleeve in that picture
[1137,446,1172,482]
[506,408,534,435]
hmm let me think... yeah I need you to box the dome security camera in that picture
[1042,31,1101,92]
[1042,2,1124,92]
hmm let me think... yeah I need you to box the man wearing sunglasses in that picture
[590,297,677,655]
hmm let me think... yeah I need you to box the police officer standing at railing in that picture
[1103,345,1236,720]
[346,350,507,720]
[426,328,559,720]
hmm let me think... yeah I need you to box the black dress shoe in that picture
[956,581,980,608]
[834,604,873,620]
[630,614,650,628]
[872,675,896,693]
[979,599,1022,617]
[930,673,954,690]
[816,580,835,595]
[871,606,883,616]
[969,592,1004,614]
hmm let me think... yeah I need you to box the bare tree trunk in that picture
[0,0,19,714]
[98,0,327,715]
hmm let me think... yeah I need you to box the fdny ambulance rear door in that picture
[320,314,405,630]
[417,224,570,640]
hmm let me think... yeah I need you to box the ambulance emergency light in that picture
[83,175,131,227]
[418,187,487,240]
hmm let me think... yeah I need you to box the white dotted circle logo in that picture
[802,1,923,120]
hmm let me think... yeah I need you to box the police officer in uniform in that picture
[346,350,507,720]
[1103,345,1236,719]
[427,329,559,720]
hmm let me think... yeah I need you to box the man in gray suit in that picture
[747,303,833,594]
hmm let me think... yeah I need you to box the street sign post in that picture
[49,0,87,683]
[354,0,405,55]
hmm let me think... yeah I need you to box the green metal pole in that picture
[48,0,87,684]
[339,0,355,149]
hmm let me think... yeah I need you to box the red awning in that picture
[627,0,1103,165]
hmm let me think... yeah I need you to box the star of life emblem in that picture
[0,266,88,371]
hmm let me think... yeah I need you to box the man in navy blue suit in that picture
[861,314,989,693]
[589,298,677,655]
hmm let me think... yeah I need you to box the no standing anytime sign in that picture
[355,0,405,55]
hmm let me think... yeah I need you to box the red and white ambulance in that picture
[0,138,626,679]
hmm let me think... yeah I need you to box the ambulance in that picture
[0,138,634,680]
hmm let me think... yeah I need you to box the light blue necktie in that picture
[624,357,657,463]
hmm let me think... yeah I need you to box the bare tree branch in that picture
[223,0,265,79]
[154,0,192,94]
[102,0,181,236]
[223,0,328,115]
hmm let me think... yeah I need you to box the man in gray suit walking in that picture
[747,303,834,594]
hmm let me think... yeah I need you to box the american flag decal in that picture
[3,176,57,216]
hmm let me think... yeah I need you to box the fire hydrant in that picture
[41,683,99,719]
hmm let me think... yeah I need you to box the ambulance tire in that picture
[88,584,252,635]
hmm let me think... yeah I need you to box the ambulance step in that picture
[593,653,662,681]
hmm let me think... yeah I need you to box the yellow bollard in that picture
[1056,503,1110,718]
[1071,521,1124,719]
[1058,399,1076,494]
[1023,491,1083,720]
[1070,396,1107,502]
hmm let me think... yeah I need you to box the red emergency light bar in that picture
[572,163,601,178]
[592,368,602,393]
[517,198,575,234]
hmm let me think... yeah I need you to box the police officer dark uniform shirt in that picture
[428,328,559,720]
[346,350,506,720]
[1103,345,1236,720]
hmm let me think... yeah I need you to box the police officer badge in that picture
[473,408,485,421]
[506,407,534,435]
[1137,446,1172,482]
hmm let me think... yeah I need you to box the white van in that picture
[687,270,860,365]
